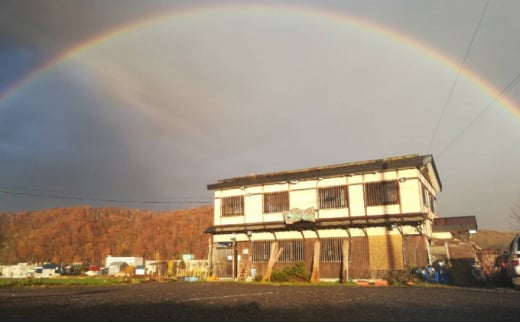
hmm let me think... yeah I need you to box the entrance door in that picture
[213,247,233,278]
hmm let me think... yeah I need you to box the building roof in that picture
[108,261,128,267]
[207,154,442,191]
[433,216,477,233]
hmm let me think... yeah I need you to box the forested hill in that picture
[1,205,516,267]
[0,205,213,266]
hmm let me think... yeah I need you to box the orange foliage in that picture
[0,205,213,265]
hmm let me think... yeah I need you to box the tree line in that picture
[0,205,213,266]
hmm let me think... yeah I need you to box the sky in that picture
[0,0,519,231]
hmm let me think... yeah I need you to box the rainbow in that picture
[1,2,519,121]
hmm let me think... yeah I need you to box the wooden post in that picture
[342,239,349,283]
[262,242,283,282]
[311,240,320,283]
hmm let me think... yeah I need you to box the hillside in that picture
[0,205,213,266]
[1,206,517,267]
[471,229,518,251]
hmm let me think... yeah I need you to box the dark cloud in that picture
[0,0,519,231]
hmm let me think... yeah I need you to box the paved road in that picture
[0,282,518,321]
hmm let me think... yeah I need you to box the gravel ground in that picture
[0,282,518,321]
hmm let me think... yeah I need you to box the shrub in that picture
[386,268,417,285]
[270,262,310,283]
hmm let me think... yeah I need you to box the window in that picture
[278,240,304,263]
[251,240,304,263]
[221,196,244,216]
[264,191,289,213]
[364,181,399,206]
[429,194,436,213]
[319,186,348,209]
[422,186,429,208]
[252,241,271,263]
[320,238,344,262]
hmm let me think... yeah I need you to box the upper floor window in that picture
[264,191,289,213]
[429,194,436,213]
[221,196,244,216]
[422,186,429,208]
[319,185,349,209]
[364,181,399,206]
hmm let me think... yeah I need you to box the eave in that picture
[205,212,429,234]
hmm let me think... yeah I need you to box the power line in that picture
[427,0,489,153]
[436,69,520,157]
[0,188,210,205]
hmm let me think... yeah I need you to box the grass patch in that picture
[0,276,143,288]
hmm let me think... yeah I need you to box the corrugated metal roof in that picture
[207,154,442,191]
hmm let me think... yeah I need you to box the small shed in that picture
[108,262,128,275]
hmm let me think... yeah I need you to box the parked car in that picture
[506,234,520,289]
[494,251,510,286]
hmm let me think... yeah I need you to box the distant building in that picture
[206,154,442,281]
[35,263,61,278]
[0,263,35,278]
[432,215,478,239]
[105,256,144,268]
[108,262,128,275]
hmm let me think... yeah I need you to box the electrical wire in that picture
[436,69,520,157]
[427,0,489,153]
[0,188,210,205]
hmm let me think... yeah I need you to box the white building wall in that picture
[0,263,36,278]
[212,167,432,227]
[289,188,316,210]
[348,184,365,216]
[400,178,422,213]
[245,194,263,223]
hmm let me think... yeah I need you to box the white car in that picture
[506,234,520,289]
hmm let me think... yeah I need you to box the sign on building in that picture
[283,207,316,224]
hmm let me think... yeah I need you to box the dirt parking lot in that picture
[0,282,518,321]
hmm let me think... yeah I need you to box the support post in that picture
[262,242,283,282]
[342,238,349,283]
[311,240,320,283]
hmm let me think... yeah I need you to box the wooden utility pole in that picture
[311,240,320,283]
[262,242,283,282]
[342,239,349,283]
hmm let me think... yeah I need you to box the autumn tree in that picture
[0,205,213,265]
[510,195,520,230]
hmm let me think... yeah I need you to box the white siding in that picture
[290,189,316,210]
[349,184,366,216]
[212,167,432,226]
[400,178,422,213]
[263,183,289,193]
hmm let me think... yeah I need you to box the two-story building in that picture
[206,154,442,281]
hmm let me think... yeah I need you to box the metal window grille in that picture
[263,191,289,213]
[221,196,244,216]
[364,181,399,206]
[251,241,271,263]
[278,240,304,263]
[422,186,429,208]
[430,195,436,213]
[320,238,344,262]
[319,186,348,209]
